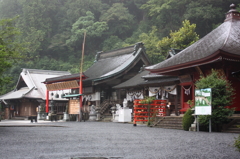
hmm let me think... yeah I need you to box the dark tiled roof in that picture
[146,5,240,72]
[84,52,132,80]
[139,77,179,86]
[44,42,150,84]
[113,69,180,89]
[84,42,150,82]
[113,70,150,89]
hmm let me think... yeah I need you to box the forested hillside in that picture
[0,0,239,94]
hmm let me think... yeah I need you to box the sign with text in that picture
[69,99,80,114]
[195,88,212,115]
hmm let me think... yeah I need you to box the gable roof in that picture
[146,4,240,73]
[84,42,151,84]
[0,69,70,101]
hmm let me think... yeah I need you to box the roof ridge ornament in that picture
[224,3,240,22]
[230,3,236,10]
[139,65,145,73]
[133,42,144,55]
[94,51,102,62]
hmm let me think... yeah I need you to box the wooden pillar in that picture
[5,107,9,119]
[191,82,195,103]
[46,90,49,113]
[175,86,178,116]
[180,85,184,114]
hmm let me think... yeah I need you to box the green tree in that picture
[182,108,195,131]
[141,0,190,37]
[195,69,235,131]
[16,0,59,58]
[157,20,199,57]
[0,0,22,19]
[66,11,108,46]
[0,18,24,91]
[184,0,240,36]
[100,3,135,39]
[102,35,125,51]
[138,26,162,64]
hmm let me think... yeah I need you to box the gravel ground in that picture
[0,120,239,159]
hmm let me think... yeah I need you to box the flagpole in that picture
[79,32,86,122]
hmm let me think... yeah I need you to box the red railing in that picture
[133,100,167,125]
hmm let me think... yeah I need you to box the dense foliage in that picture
[195,69,235,131]
[234,129,240,151]
[182,108,195,131]
[0,0,239,94]
[0,18,25,94]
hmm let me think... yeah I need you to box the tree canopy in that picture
[0,18,24,90]
[157,20,199,57]
[0,0,239,94]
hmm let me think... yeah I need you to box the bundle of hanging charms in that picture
[182,85,192,95]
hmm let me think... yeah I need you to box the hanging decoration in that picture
[127,91,144,101]
[148,85,177,99]
[182,85,192,95]
[163,85,177,95]
[149,87,161,97]
[83,95,92,102]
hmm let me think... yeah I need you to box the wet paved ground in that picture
[0,120,239,159]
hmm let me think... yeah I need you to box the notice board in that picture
[195,88,212,115]
[69,99,80,114]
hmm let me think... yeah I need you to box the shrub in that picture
[182,108,195,131]
[234,132,240,152]
[195,69,235,131]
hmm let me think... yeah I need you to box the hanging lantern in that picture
[55,93,59,98]
[61,90,65,98]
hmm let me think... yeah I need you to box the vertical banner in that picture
[195,88,212,115]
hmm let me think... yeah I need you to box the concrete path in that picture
[0,120,239,159]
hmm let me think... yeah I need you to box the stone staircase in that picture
[99,100,118,121]
[153,116,183,130]
[99,100,111,115]
[223,115,240,133]
[11,116,28,120]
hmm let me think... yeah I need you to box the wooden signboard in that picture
[69,99,80,114]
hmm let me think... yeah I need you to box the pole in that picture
[79,32,86,122]
[197,115,199,132]
[209,118,211,133]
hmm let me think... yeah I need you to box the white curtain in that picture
[149,87,161,97]
[164,85,177,95]
[126,91,144,102]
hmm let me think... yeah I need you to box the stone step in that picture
[223,119,240,133]
[224,130,240,133]
[11,116,28,120]
[154,116,183,130]
[159,121,182,125]
[155,123,183,128]
[155,125,183,130]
